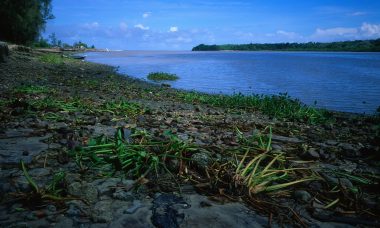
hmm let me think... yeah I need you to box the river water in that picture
[86,51,380,114]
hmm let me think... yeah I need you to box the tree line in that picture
[192,39,380,52]
[0,0,94,49]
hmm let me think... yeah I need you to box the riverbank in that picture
[0,48,379,227]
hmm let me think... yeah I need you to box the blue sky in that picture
[44,0,380,50]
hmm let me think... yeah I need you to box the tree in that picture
[0,0,54,45]
[48,32,57,46]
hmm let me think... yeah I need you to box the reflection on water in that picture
[86,51,380,114]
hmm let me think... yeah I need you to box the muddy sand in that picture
[0,48,379,227]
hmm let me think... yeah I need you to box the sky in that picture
[44,0,380,50]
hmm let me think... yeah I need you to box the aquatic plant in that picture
[147,72,179,81]
[72,128,197,178]
[20,160,67,201]
[234,151,316,195]
[179,91,329,123]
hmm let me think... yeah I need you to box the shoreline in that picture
[0,48,379,227]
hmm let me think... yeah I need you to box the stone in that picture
[68,182,98,203]
[113,189,134,201]
[191,152,212,168]
[125,200,143,214]
[306,148,320,159]
[271,135,303,143]
[94,178,121,195]
[54,217,74,228]
[0,42,9,62]
[294,190,312,203]
[91,200,113,223]
[0,134,51,165]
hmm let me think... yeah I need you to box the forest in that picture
[192,39,380,52]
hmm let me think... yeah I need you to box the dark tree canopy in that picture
[0,0,54,45]
[192,39,380,52]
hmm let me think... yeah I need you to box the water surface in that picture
[86,51,380,114]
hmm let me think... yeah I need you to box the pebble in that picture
[294,190,312,203]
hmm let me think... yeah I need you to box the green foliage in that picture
[21,160,67,199]
[14,85,53,94]
[147,72,179,81]
[39,53,64,64]
[33,37,51,48]
[100,101,143,118]
[72,128,197,177]
[192,39,380,52]
[0,0,54,45]
[234,151,316,194]
[236,126,272,152]
[180,92,329,123]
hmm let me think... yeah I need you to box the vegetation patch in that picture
[71,128,197,177]
[13,85,54,94]
[180,92,330,123]
[147,72,179,81]
[39,54,64,64]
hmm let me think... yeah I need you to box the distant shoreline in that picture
[192,38,380,52]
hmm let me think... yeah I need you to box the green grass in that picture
[179,92,329,123]
[147,72,179,81]
[234,151,317,194]
[13,85,54,94]
[100,100,143,118]
[39,54,64,64]
[71,128,197,177]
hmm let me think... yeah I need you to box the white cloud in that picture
[276,30,301,39]
[310,23,380,41]
[82,22,99,30]
[134,24,150,30]
[360,22,380,36]
[119,22,128,31]
[169,26,178,32]
[350,11,367,16]
[142,12,151,18]
[314,27,358,37]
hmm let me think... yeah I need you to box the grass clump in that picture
[180,92,329,123]
[39,53,64,64]
[100,100,144,118]
[13,85,54,94]
[234,151,316,195]
[71,128,197,178]
[147,72,179,81]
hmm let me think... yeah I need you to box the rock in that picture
[271,144,282,150]
[0,134,51,165]
[294,190,312,203]
[89,124,116,138]
[94,178,120,195]
[305,148,320,159]
[113,189,134,201]
[338,143,356,151]
[68,182,98,203]
[54,217,74,228]
[151,193,188,228]
[28,168,51,177]
[321,174,353,189]
[125,200,143,214]
[191,152,212,168]
[0,42,9,62]
[325,140,338,146]
[271,135,303,143]
[91,200,113,223]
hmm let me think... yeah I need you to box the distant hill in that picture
[192,39,380,52]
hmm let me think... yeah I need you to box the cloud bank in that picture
[45,22,380,50]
